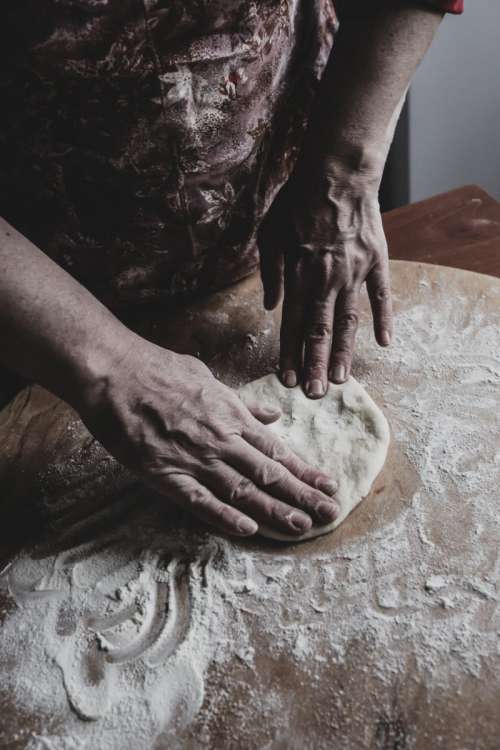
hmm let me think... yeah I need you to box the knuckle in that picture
[342,311,359,328]
[299,467,318,488]
[305,358,328,376]
[307,321,332,340]
[259,463,284,489]
[374,285,391,303]
[267,499,289,524]
[331,345,352,359]
[229,477,253,504]
[271,509,289,526]
[331,343,353,364]
[306,467,323,482]
[266,441,289,464]
[310,489,328,508]
[187,486,210,510]
[377,311,392,327]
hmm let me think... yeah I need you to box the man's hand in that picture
[258,0,443,398]
[80,338,339,538]
[258,162,392,398]
[0,217,337,539]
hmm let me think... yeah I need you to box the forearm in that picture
[0,217,136,409]
[259,4,444,392]
[309,1,443,179]
[0,223,343,539]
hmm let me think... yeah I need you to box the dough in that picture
[238,374,390,541]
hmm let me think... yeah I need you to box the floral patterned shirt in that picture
[0,1,462,308]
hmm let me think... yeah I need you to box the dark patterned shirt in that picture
[0,1,462,308]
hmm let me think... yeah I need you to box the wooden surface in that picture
[384,184,500,278]
[1,261,500,749]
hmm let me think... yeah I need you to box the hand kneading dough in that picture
[238,374,390,541]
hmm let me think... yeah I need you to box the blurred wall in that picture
[409,0,500,201]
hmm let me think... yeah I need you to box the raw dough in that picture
[238,374,390,541]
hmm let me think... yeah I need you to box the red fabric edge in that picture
[426,0,464,13]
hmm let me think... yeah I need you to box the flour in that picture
[1,266,500,748]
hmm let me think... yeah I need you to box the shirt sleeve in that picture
[423,0,463,13]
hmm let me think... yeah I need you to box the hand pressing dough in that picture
[238,374,390,541]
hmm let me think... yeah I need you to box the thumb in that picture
[258,240,284,311]
[240,397,282,425]
[257,207,284,311]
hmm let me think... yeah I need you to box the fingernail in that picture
[316,501,338,523]
[282,369,297,388]
[288,512,312,532]
[331,365,346,383]
[306,379,324,398]
[320,478,338,496]
[380,330,391,346]
[237,518,258,535]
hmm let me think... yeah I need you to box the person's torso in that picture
[1,0,336,306]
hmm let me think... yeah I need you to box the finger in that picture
[225,437,338,525]
[329,286,361,384]
[279,252,307,389]
[257,217,284,310]
[202,461,313,536]
[239,397,281,425]
[302,294,337,399]
[366,262,393,347]
[241,427,338,497]
[160,473,258,537]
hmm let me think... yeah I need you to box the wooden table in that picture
[384,184,500,277]
[1,185,500,750]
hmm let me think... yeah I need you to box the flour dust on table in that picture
[2,263,500,749]
[239,374,390,541]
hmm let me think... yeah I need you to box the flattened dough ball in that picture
[238,374,390,541]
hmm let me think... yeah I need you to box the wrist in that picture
[292,148,383,226]
[64,317,143,416]
[295,136,386,202]
[324,142,386,187]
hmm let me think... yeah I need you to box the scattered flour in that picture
[1,266,500,748]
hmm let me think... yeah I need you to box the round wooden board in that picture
[1,260,500,749]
